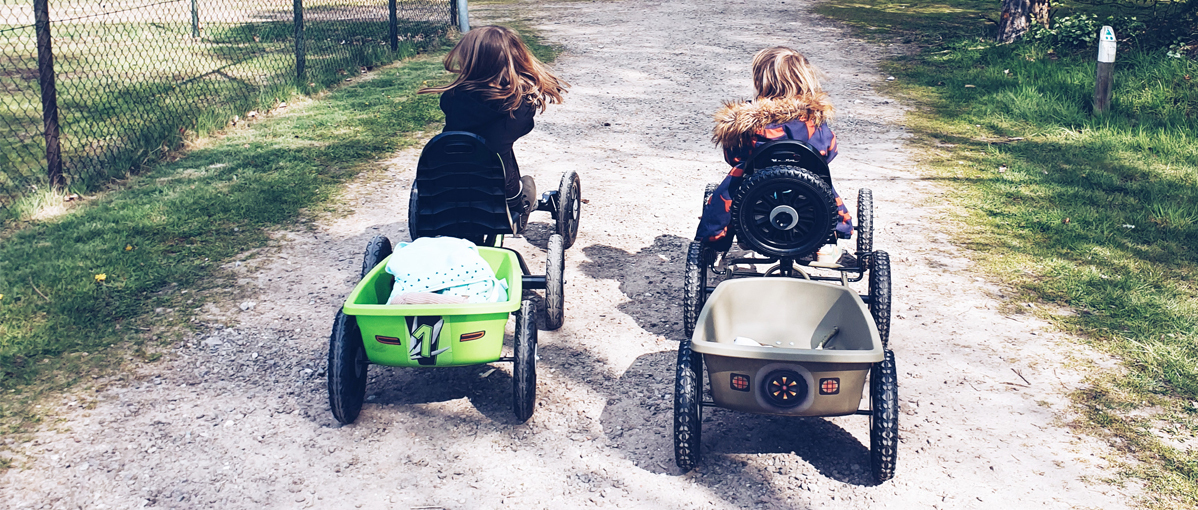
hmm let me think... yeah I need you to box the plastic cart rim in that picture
[342,246,523,317]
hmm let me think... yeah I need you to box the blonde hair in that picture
[751,47,824,101]
[419,25,567,113]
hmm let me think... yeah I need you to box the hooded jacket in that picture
[696,95,852,244]
[711,95,838,168]
[440,88,535,197]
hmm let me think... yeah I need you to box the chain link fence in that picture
[1,0,455,209]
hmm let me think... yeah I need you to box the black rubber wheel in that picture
[544,234,565,330]
[857,188,873,259]
[731,166,838,258]
[362,235,393,279]
[328,311,368,424]
[703,182,718,207]
[408,184,420,241]
[870,349,899,483]
[683,241,707,340]
[869,250,892,349]
[512,300,538,422]
[674,339,703,471]
[556,171,582,250]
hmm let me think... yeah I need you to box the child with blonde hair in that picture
[419,26,569,219]
[695,47,854,263]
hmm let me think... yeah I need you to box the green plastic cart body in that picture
[342,247,523,368]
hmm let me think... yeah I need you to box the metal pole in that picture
[388,0,398,52]
[34,0,63,188]
[456,0,469,33]
[294,0,305,81]
[1094,26,1116,114]
[191,0,199,38]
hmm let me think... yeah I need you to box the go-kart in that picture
[675,140,898,482]
[328,131,581,424]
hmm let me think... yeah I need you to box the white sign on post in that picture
[1097,26,1117,63]
[1094,26,1116,113]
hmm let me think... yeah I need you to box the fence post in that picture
[456,0,469,33]
[388,0,398,52]
[294,0,305,81]
[34,0,63,188]
[1094,26,1116,114]
[191,0,199,38]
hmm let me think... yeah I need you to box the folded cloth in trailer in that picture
[384,236,508,304]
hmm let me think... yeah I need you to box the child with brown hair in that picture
[419,25,569,218]
[695,46,854,263]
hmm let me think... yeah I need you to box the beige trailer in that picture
[675,139,897,483]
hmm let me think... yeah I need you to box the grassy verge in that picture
[0,44,452,456]
[816,0,1197,506]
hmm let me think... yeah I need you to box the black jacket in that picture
[440,88,534,196]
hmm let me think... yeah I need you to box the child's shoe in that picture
[815,243,839,265]
[814,241,859,268]
[506,177,537,232]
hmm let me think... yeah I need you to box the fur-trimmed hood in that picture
[711,94,835,149]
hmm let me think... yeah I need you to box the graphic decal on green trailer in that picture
[406,316,447,365]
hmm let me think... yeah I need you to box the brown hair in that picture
[419,26,567,112]
[751,47,824,101]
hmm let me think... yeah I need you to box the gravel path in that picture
[1,1,1139,508]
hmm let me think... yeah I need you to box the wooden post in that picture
[34,0,63,188]
[1094,26,1116,114]
[388,0,398,51]
[191,0,199,38]
[456,0,470,33]
[294,0,305,81]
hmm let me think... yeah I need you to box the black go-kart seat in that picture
[410,132,515,242]
[730,140,839,259]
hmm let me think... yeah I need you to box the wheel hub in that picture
[769,205,800,230]
[761,369,807,408]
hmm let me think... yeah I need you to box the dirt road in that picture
[1,1,1137,508]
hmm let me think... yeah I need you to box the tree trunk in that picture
[1030,0,1050,29]
[997,0,1031,43]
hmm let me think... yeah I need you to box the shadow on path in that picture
[579,234,691,341]
[600,350,879,488]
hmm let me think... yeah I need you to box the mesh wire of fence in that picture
[0,0,454,209]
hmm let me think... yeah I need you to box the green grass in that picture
[0,47,452,443]
[816,0,1198,507]
[0,15,449,211]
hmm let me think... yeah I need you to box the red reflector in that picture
[730,374,750,392]
[819,378,840,395]
[376,335,401,346]
[460,331,485,342]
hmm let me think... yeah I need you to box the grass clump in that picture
[817,0,1198,506]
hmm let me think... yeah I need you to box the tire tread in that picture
[870,349,899,482]
[731,166,838,258]
[674,339,703,471]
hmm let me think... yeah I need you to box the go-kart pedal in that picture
[535,190,560,214]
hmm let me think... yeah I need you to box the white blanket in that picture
[384,237,508,305]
